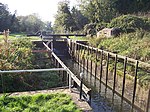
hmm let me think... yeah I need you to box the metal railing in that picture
[68,39,150,112]
[43,41,91,102]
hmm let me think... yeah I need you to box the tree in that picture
[71,7,88,31]
[77,0,117,23]
[115,0,150,14]
[17,14,45,33]
[54,1,77,33]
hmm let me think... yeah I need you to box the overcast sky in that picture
[0,0,77,23]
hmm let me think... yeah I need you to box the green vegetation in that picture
[53,1,88,33]
[0,34,41,42]
[89,31,150,63]
[108,15,150,32]
[69,36,88,41]
[0,34,61,93]
[0,3,53,34]
[0,93,81,112]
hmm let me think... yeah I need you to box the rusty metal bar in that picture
[77,44,79,63]
[83,45,86,72]
[73,42,75,57]
[113,54,118,92]
[90,47,93,75]
[121,57,127,102]
[70,40,73,56]
[75,42,77,59]
[131,60,139,111]
[100,50,103,83]
[79,44,81,72]
[95,49,98,79]
[74,42,150,71]
[106,53,109,88]
[87,46,89,72]
[146,89,150,112]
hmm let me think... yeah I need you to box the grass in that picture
[0,34,41,42]
[89,31,150,63]
[0,93,81,112]
[69,36,88,41]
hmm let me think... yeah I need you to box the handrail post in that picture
[146,89,150,112]
[68,72,72,91]
[131,60,139,111]
[79,72,84,100]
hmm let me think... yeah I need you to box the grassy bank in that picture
[0,93,81,112]
[89,31,150,63]
[79,31,150,88]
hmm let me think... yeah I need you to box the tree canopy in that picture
[0,2,52,33]
[53,1,88,33]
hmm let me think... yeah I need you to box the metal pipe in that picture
[80,72,84,100]
[0,68,66,74]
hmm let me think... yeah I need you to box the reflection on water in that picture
[64,59,139,112]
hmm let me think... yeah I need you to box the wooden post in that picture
[131,60,139,111]
[106,53,109,89]
[113,54,117,93]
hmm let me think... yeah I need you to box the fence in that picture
[68,39,150,112]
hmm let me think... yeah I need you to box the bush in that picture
[108,15,150,32]
[84,23,96,36]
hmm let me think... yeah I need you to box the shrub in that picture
[108,15,150,32]
[84,23,96,36]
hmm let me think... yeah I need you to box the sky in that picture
[0,0,77,24]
